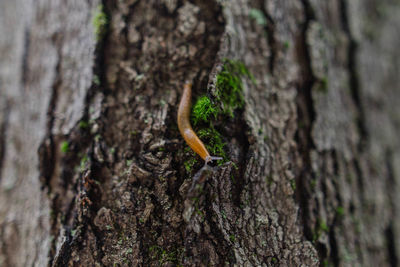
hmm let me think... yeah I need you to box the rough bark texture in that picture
[0,0,399,266]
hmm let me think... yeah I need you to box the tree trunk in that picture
[1,0,399,266]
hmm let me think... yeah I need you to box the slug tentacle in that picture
[177,82,220,164]
[205,156,223,164]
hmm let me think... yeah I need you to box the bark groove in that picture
[0,0,399,266]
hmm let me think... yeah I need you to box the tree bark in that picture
[0,0,399,266]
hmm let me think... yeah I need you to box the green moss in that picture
[283,41,290,50]
[249,8,267,26]
[80,155,89,171]
[215,59,253,117]
[79,120,89,129]
[221,210,227,219]
[290,179,296,190]
[148,245,183,265]
[322,260,332,267]
[313,219,329,241]
[336,206,345,216]
[182,126,226,169]
[312,231,319,242]
[229,234,236,243]
[93,75,101,86]
[184,157,198,173]
[321,77,328,91]
[92,5,108,40]
[197,127,226,162]
[61,141,69,153]
[181,59,253,169]
[310,178,317,189]
[314,77,328,93]
[195,207,205,218]
[320,77,328,92]
[71,229,77,237]
[183,147,198,173]
[191,96,218,125]
[319,220,329,232]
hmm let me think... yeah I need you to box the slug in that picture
[178,81,222,164]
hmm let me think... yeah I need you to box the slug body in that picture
[178,82,221,163]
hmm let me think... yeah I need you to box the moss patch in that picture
[80,155,89,172]
[312,219,329,242]
[184,149,198,173]
[183,59,252,171]
[215,59,253,117]
[60,141,69,153]
[148,245,183,265]
[191,96,218,126]
[197,127,226,162]
[92,5,108,41]
[79,120,89,129]
[336,206,345,217]
[249,8,267,26]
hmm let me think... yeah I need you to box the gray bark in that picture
[0,0,399,266]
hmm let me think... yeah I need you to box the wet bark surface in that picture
[0,0,399,266]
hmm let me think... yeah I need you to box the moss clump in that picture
[336,206,345,216]
[320,76,328,91]
[79,120,89,129]
[182,127,226,172]
[148,245,183,265]
[80,155,89,171]
[191,60,253,123]
[60,141,69,153]
[93,75,101,85]
[92,5,108,40]
[249,8,267,26]
[290,179,296,190]
[197,127,226,162]
[183,59,253,169]
[184,157,198,173]
[283,41,290,50]
[215,59,253,117]
[312,219,329,242]
[319,220,329,232]
[183,146,200,173]
[191,96,218,126]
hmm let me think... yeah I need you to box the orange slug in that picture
[177,82,222,164]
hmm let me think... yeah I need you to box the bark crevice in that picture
[386,224,398,267]
[385,149,398,267]
[0,102,10,181]
[257,0,276,74]
[339,0,368,149]
[39,36,62,189]
[21,28,31,86]
[296,0,317,243]
[39,39,62,264]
